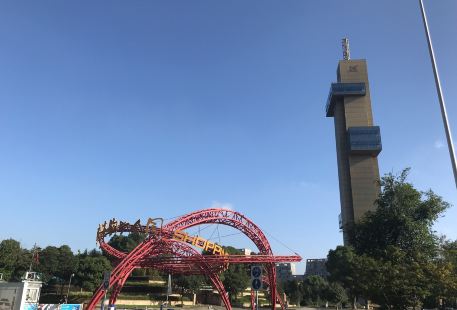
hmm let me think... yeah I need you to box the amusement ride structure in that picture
[86,208,302,310]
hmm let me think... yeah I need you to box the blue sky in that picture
[0,1,456,274]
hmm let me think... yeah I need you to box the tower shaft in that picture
[326,59,382,244]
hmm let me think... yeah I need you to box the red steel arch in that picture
[165,208,280,308]
[86,209,301,310]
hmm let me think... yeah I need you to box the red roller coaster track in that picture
[86,208,301,310]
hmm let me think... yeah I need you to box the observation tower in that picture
[326,39,382,244]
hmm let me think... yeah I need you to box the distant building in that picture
[276,263,296,281]
[238,248,252,256]
[305,259,328,278]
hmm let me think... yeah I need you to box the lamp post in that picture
[419,0,457,188]
[66,273,75,303]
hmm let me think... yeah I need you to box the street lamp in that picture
[419,0,457,188]
[66,273,75,304]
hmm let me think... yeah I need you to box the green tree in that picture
[220,247,249,303]
[349,169,449,261]
[326,246,363,308]
[357,247,433,309]
[56,245,78,282]
[222,264,249,303]
[282,279,302,306]
[37,246,61,283]
[107,232,146,275]
[56,245,78,295]
[423,240,457,308]
[441,239,457,271]
[0,239,22,281]
[174,275,206,304]
[11,248,33,281]
[75,250,112,292]
[325,282,348,310]
[301,275,329,306]
[108,232,144,253]
[37,245,78,287]
[327,169,452,309]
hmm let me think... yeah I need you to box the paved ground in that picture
[114,306,329,310]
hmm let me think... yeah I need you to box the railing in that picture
[347,126,382,155]
[325,82,366,116]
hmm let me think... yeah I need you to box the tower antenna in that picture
[342,38,350,60]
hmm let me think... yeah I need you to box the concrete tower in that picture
[326,39,382,244]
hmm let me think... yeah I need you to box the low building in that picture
[275,263,296,282]
[0,272,43,310]
[305,259,328,278]
[238,248,252,256]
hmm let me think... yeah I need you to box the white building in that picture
[0,272,43,310]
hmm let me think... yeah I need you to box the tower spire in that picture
[342,38,350,60]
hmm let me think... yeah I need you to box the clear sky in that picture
[1,0,456,274]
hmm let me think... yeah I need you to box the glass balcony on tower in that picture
[347,126,382,155]
[325,82,366,117]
